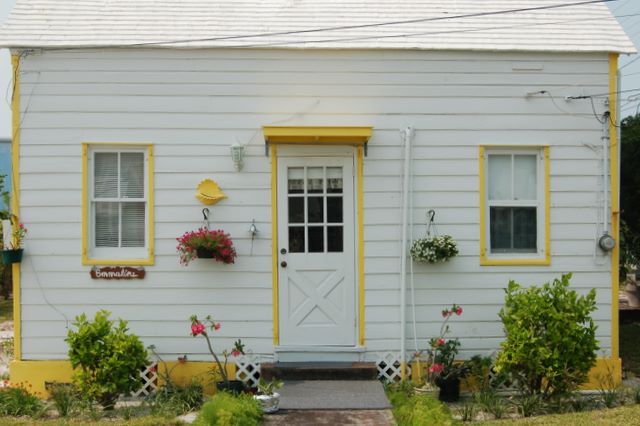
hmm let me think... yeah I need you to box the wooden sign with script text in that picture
[90,266,145,280]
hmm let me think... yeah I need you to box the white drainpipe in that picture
[400,127,414,378]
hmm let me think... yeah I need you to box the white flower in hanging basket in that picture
[410,235,458,264]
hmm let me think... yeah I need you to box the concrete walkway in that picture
[278,380,392,410]
[263,409,396,425]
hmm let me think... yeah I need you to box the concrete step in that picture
[276,380,392,410]
[261,362,378,381]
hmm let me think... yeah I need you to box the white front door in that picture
[277,156,356,346]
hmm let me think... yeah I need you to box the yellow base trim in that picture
[263,126,372,145]
[410,357,621,390]
[10,360,236,398]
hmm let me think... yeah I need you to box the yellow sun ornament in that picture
[195,179,227,206]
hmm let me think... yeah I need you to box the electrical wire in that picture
[29,0,619,50]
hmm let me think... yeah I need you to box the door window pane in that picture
[488,155,511,200]
[288,168,304,194]
[327,197,343,223]
[307,167,323,193]
[327,167,343,194]
[308,226,324,253]
[288,197,304,223]
[307,197,324,223]
[289,227,305,253]
[328,226,343,252]
[514,155,537,200]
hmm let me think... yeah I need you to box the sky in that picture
[0,1,639,138]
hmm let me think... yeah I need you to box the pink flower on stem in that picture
[191,323,206,336]
[456,306,463,316]
[437,338,446,346]
[213,323,221,331]
[231,350,241,357]
[429,363,444,374]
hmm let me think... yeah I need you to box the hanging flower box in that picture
[176,228,237,266]
[1,248,23,264]
[410,235,458,264]
[1,222,27,265]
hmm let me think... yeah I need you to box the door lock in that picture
[280,248,287,255]
[280,261,287,268]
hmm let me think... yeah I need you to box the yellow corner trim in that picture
[479,145,550,267]
[270,144,279,346]
[11,54,21,361]
[357,146,365,346]
[263,126,373,145]
[609,53,620,360]
[81,143,155,266]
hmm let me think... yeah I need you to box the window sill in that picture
[480,256,550,266]
[82,256,154,266]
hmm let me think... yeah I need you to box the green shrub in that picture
[148,379,204,416]
[66,310,149,409]
[392,393,453,426]
[194,392,262,426]
[474,388,508,419]
[495,274,599,397]
[0,385,45,417]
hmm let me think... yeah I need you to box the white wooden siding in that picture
[17,49,613,360]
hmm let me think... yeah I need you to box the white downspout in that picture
[400,127,414,379]
[603,109,609,235]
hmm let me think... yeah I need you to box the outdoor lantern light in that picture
[230,143,245,171]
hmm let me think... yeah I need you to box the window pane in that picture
[308,197,324,223]
[327,197,343,223]
[289,227,305,253]
[328,226,343,252]
[94,153,118,198]
[514,155,537,200]
[288,168,304,194]
[327,167,343,194]
[513,207,537,251]
[120,152,144,199]
[288,197,304,223]
[490,207,512,251]
[121,202,145,247]
[307,167,323,194]
[95,202,119,247]
[488,155,511,200]
[308,226,324,253]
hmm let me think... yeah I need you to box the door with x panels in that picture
[277,156,356,346]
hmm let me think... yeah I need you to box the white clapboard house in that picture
[0,0,635,393]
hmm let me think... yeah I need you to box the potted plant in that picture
[410,234,458,264]
[189,315,246,394]
[420,304,467,402]
[254,378,283,413]
[176,228,237,266]
[1,221,27,264]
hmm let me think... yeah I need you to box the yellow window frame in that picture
[479,145,550,266]
[81,142,155,266]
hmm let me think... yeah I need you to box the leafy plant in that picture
[47,382,80,417]
[257,378,283,396]
[457,400,477,422]
[176,228,237,266]
[0,384,45,417]
[512,393,545,418]
[474,388,508,419]
[66,310,149,409]
[495,274,599,397]
[194,392,262,426]
[390,392,454,426]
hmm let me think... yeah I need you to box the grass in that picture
[0,298,12,322]
[0,417,184,426]
[478,404,640,425]
[620,320,640,376]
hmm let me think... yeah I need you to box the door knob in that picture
[280,248,287,255]
[280,261,287,268]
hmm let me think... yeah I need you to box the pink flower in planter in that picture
[429,363,445,374]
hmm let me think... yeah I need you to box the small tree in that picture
[66,310,149,409]
[495,274,599,397]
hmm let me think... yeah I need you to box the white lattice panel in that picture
[131,362,158,397]
[376,352,411,382]
[235,355,261,388]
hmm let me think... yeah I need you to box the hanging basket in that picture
[410,235,458,264]
[196,247,215,259]
[1,249,23,264]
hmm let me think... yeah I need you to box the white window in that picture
[84,145,152,263]
[481,147,549,264]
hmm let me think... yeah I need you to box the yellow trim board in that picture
[263,126,373,145]
[479,145,551,266]
[10,360,235,397]
[81,143,155,266]
[11,54,21,361]
[609,53,620,362]
[357,146,365,346]
[270,144,279,346]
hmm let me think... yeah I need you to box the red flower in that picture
[429,363,444,374]
[213,323,221,331]
[231,350,241,357]
[149,365,157,373]
[191,323,206,336]
[437,338,446,346]
[456,306,463,316]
